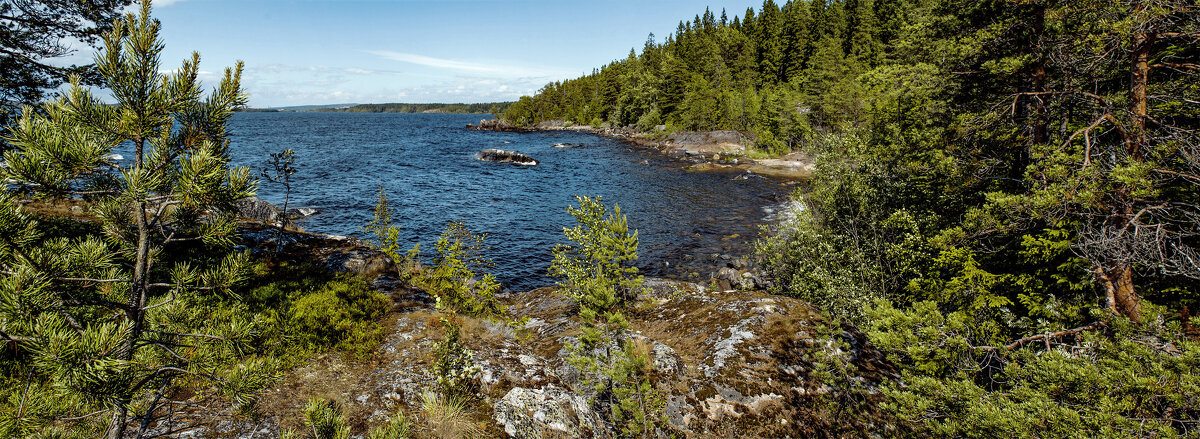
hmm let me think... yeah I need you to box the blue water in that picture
[226,112,787,291]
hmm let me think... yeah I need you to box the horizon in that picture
[51,0,765,108]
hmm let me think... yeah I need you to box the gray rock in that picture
[493,387,605,439]
[235,197,282,224]
[477,148,539,166]
[716,267,742,289]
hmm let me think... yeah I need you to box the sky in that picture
[54,0,765,108]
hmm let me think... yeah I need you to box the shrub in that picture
[303,398,350,439]
[866,301,1200,438]
[550,195,643,314]
[290,277,389,350]
[416,221,508,321]
[431,318,481,399]
[367,410,412,439]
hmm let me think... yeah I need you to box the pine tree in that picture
[0,1,268,437]
[0,0,132,131]
[781,0,813,81]
[845,0,882,66]
[756,0,785,84]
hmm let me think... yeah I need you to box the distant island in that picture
[237,102,512,114]
[317,102,512,114]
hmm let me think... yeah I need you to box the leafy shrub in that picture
[367,410,412,439]
[415,221,508,321]
[551,196,666,437]
[303,398,350,439]
[290,277,389,351]
[550,195,643,314]
[431,318,481,399]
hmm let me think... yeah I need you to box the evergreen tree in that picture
[780,0,813,81]
[0,0,132,131]
[756,0,785,84]
[0,2,266,437]
[845,0,882,66]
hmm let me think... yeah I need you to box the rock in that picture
[715,267,741,290]
[235,197,283,224]
[493,387,604,439]
[477,149,539,166]
[535,120,566,130]
[669,130,748,157]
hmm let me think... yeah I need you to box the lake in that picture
[226,112,789,291]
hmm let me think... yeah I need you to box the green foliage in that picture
[608,339,667,438]
[363,185,402,261]
[367,410,412,439]
[550,195,643,314]
[550,196,663,437]
[431,318,481,400]
[289,277,389,356]
[0,0,132,130]
[0,2,276,436]
[303,398,350,439]
[868,302,1200,438]
[414,221,509,321]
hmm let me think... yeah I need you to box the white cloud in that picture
[122,0,185,13]
[235,61,569,107]
[244,74,556,107]
[363,50,564,78]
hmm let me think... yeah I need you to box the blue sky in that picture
[76,0,765,107]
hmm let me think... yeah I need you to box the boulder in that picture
[493,387,604,439]
[235,197,282,224]
[477,149,539,166]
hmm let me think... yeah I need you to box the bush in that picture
[431,318,481,399]
[290,277,389,351]
[866,301,1200,438]
[415,221,508,321]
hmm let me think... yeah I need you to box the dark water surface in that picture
[226,112,788,291]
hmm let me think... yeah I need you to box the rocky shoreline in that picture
[142,156,866,438]
[160,232,897,437]
[467,119,816,180]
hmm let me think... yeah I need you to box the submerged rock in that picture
[477,148,539,166]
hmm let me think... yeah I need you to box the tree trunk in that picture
[1130,31,1153,158]
[107,139,152,439]
[1030,4,1048,146]
[1096,264,1142,322]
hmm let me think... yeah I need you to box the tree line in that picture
[317,102,512,115]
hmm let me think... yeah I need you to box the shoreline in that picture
[467,118,816,181]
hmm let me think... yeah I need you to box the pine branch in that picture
[974,321,1108,352]
[0,329,35,344]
